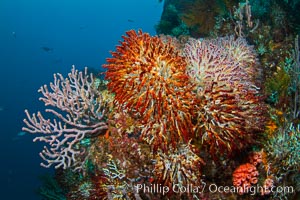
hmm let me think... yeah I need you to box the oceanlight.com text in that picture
[134,183,294,196]
[208,183,294,196]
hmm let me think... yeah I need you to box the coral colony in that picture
[22,29,298,199]
[23,67,109,170]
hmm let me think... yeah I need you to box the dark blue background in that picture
[0,0,162,199]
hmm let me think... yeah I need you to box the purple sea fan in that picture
[22,66,108,170]
[184,36,266,157]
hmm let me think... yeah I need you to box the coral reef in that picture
[22,27,273,198]
[22,0,300,197]
[232,150,278,197]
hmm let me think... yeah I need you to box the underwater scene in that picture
[1,0,300,199]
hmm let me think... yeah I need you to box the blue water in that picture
[0,0,163,199]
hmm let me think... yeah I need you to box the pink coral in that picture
[261,177,274,195]
[248,151,263,166]
[184,36,265,157]
[232,163,259,195]
[22,66,108,170]
[184,35,258,88]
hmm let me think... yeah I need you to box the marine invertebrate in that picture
[260,177,274,195]
[98,157,145,200]
[266,122,300,176]
[105,124,153,182]
[180,0,226,37]
[232,151,277,196]
[232,163,259,195]
[185,36,257,87]
[219,35,257,78]
[37,174,67,200]
[184,36,265,157]
[104,30,195,150]
[265,64,291,106]
[69,181,95,199]
[232,0,260,37]
[263,122,299,200]
[22,66,109,170]
[153,143,204,189]
[248,150,263,166]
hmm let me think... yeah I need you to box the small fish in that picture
[104,130,110,139]
[41,46,53,52]
[17,131,27,136]
[12,31,16,38]
[127,19,134,23]
[53,58,63,64]
[12,131,28,141]
[79,25,87,30]
[148,177,155,183]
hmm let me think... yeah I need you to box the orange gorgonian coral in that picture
[103,30,194,151]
